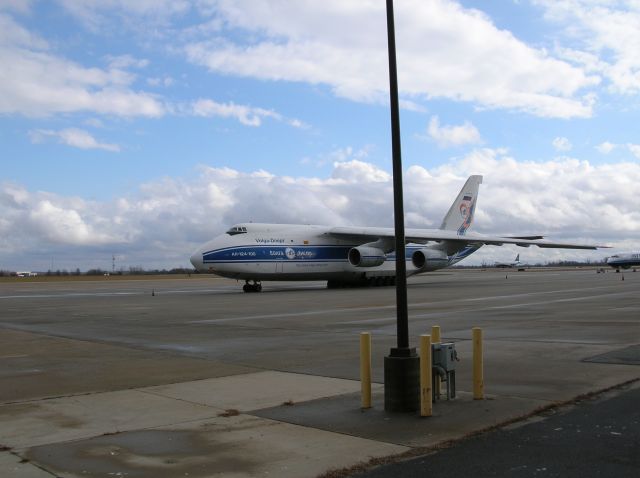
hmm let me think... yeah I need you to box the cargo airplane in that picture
[190,175,606,292]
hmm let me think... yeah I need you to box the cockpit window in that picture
[226,226,248,236]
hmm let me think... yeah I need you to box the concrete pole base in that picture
[384,347,420,412]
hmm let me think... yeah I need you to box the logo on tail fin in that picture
[457,196,475,235]
[459,195,472,218]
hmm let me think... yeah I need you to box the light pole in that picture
[383,0,420,412]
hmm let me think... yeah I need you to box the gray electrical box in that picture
[432,342,457,372]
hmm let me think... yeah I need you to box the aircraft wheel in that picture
[243,280,262,292]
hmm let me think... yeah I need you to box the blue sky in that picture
[1,0,640,271]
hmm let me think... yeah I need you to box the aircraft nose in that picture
[190,249,203,270]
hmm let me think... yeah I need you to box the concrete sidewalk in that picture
[0,370,599,478]
[1,372,393,477]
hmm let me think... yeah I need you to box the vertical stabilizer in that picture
[439,175,483,235]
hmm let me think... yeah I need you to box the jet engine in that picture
[348,246,386,267]
[411,248,448,271]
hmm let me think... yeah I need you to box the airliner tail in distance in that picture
[190,175,608,292]
[495,254,522,268]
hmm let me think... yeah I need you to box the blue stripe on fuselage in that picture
[203,245,352,263]
[202,244,434,264]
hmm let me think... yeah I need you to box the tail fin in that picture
[515,254,520,262]
[439,175,483,235]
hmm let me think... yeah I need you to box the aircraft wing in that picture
[327,226,606,250]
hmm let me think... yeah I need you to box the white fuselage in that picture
[190,223,477,282]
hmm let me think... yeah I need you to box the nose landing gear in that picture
[243,280,262,293]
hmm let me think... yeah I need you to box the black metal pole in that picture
[384,0,419,412]
[386,0,409,351]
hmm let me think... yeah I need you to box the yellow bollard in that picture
[360,332,372,409]
[431,325,441,398]
[431,325,441,344]
[420,334,433,417]
[472,327,484,400]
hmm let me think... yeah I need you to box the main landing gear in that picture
[243,280,262,293]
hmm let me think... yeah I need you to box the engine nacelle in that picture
[411,248,448,271]
[348,246,386,267]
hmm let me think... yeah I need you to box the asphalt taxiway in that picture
[0,269,638,477]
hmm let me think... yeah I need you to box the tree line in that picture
[0,267,197,277]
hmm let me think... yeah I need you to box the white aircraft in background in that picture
[605,252,640,271]
[495,254,523,269]
[190,175,606,292]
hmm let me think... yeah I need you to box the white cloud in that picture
[0,0,34,14]
[595,141,640,160]
[1,12,303,130]
[2,152,639,271]
[287,118,310,129]
[184,0,598,118]
[29,199,116,245]
[0,14,165,118]
[105,54,149,70]
[301,146,372,168]
[596,141,616,154]
[56,0,192,31]
[0,14,302,130]
[189,98,307,128]
[427,116,482,148]
[29,128,120,152]
[190,98,280,126]
[0,12,47,49]
[0,184,120,257]
[552,136,572,152]
[84,118,105,128]
[0,51,165,117]
[627,143,640,159]
[2,2,602,121]
[331,159,391,183]
[147,76,174,87]
[536,0,640,94]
